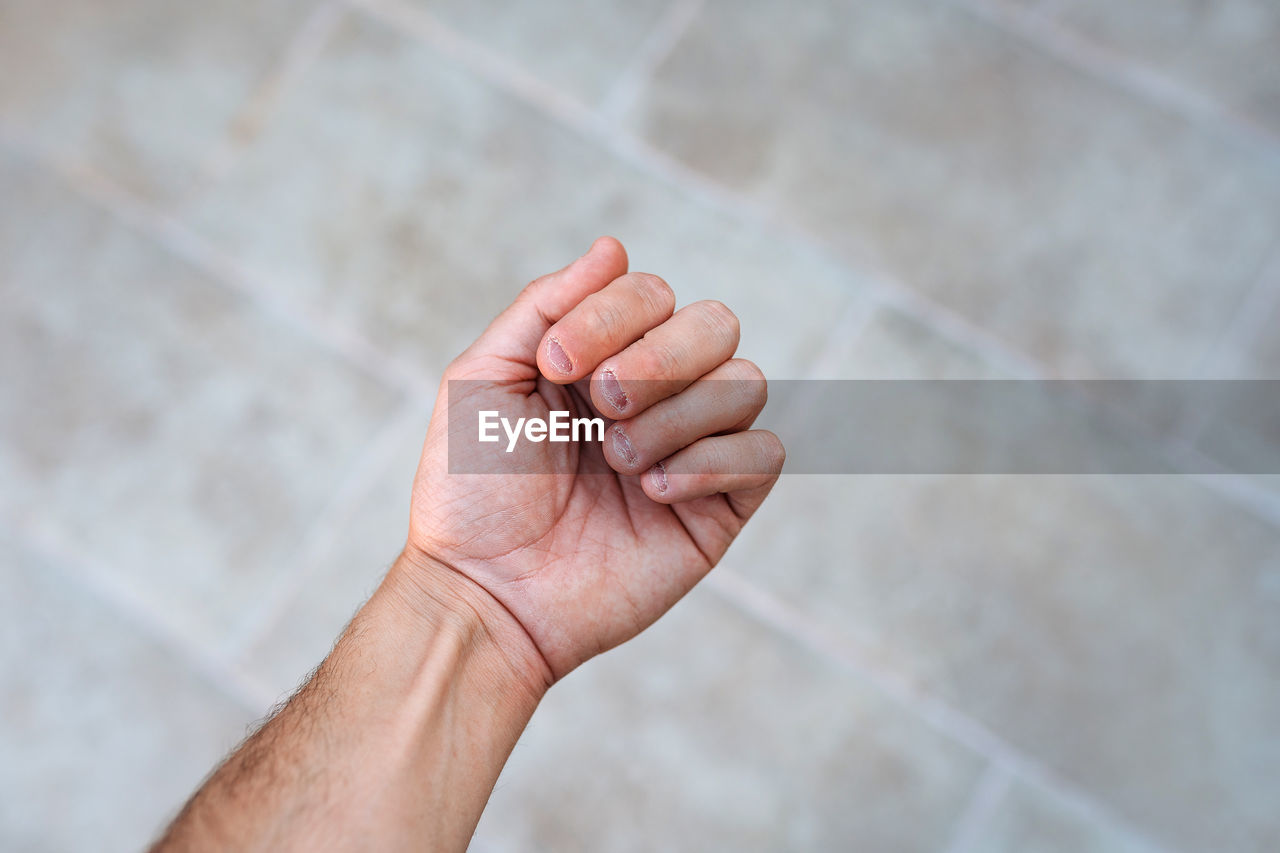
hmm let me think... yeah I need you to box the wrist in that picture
[381,545,555,701]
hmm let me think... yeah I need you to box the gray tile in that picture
[0,0,315,200]
[971,781,1150,853]
[406,0,672,107]
[723,473,1280,850]
[1045,0,1280,135]
[1240,283,1280,379]
[1192,286,1280,481]
[1193,387,1280,479]
[472,584,984,852]
[630,0,1280,378]
[1251,331,1280,378]
[0,527,253,853]
[0,154,402,645]
[185,11,857,381]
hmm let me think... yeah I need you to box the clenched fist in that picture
[403,237,785,683]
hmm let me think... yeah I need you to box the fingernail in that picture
[601,369,628,412]
[612,427,637,466]
[651,462,667,493]
[546,337,572,374]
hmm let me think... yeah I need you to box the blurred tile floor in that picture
[2,0,1279,851]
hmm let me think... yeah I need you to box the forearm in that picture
[154,552,551,852]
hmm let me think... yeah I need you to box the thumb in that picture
[455,237,629,376]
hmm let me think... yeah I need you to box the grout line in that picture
[760,291,882,442]
[1157,419,1280,530]
[10,139,435,399]
[950,0,1280,160]
[804,290,884,380]
[2,510,278,716]
[596,0,705,126]
[616,130,1060,384]
[705,570,1176,853]
[1168,244,1280,471]
[869,283,1047,380]
[1194,243,1280,380]
[605,134,1051,383]
[940,761,1013,853]
[221,399,430,661]
[188,0,348,202]
[349,0,598,132]
[1184,469,1280,531]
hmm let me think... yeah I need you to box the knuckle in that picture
[630,272,675,315]
[699,440,732,476]
[728,358,768,409]
[727,357,765,383]
[442,355,487,384]
[698,300,740,345]
[760,431,786,468]
[520,272,556,306]
[637,342,679,379]
[590,298,629,340]
[737,356,762,407]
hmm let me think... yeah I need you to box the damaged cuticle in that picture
[546,337,573,375]
[601,368,629,412]
[612,427,637,467]
[651,461,668,493]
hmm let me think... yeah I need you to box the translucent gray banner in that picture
[446,380,1280,475]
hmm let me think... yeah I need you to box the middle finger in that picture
[589,299,740,419]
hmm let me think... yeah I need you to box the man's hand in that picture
[401,237,784,683]
[154,238,783,852]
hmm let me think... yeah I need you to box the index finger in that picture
[459,237,629,374]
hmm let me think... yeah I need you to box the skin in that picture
[153,237,784,852]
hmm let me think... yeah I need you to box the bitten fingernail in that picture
[546,337,573,374]
[601,369,628,412]
[651,462,668,493]
[612,428,637,466]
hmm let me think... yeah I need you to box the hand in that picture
[400,237,784,684]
